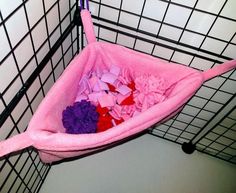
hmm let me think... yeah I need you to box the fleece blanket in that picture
[0,10,235,163]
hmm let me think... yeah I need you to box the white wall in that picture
[40,134,236,193]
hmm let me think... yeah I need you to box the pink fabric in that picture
[101,72,118,84]
[0,10,235,163]
[116,85,132,95]
[98,93,115,107]
[202,60,236,81]
[134,75,166,111]
[81,9,96,44]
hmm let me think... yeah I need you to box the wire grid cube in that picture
[88,0,236,164]
[0,0,79,192]
[0,1,236,193]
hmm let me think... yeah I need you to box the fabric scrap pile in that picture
[62,65,167,134]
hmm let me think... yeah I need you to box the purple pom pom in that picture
[62,100,99,134]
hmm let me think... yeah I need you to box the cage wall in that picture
[0,0,236,193]
[87,0,236,164]
[0,0,79,192]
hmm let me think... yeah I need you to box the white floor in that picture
[39,134,236,193]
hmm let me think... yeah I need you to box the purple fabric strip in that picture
[86,0,89,10]
[80,0,89,10]
[80,0,83,9]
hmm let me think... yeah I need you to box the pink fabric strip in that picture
[81,10,96,44]
[202,60,236,81]
[0,132,33,157]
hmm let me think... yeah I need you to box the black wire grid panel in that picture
[0,0,81,192]
[0,0,236,192]
[87,0,236,164]
[195,106,236,163]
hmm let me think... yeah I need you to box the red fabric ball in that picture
[120,93,135,105]
[127,81,136,91]
[96,104,109,115]
[107,83,117,92]
[114,118,124,125]
[97,113,113,132]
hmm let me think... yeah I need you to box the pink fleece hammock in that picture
[0,7,236,163]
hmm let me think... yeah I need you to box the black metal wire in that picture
[0,1,235,193]
[89,0,236,164]
[0,0,79,192]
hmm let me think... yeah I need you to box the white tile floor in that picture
[39,134,236,193]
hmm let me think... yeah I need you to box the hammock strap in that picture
[0,132,33,157]
[202,60,236,81]
[81,9,96,44]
